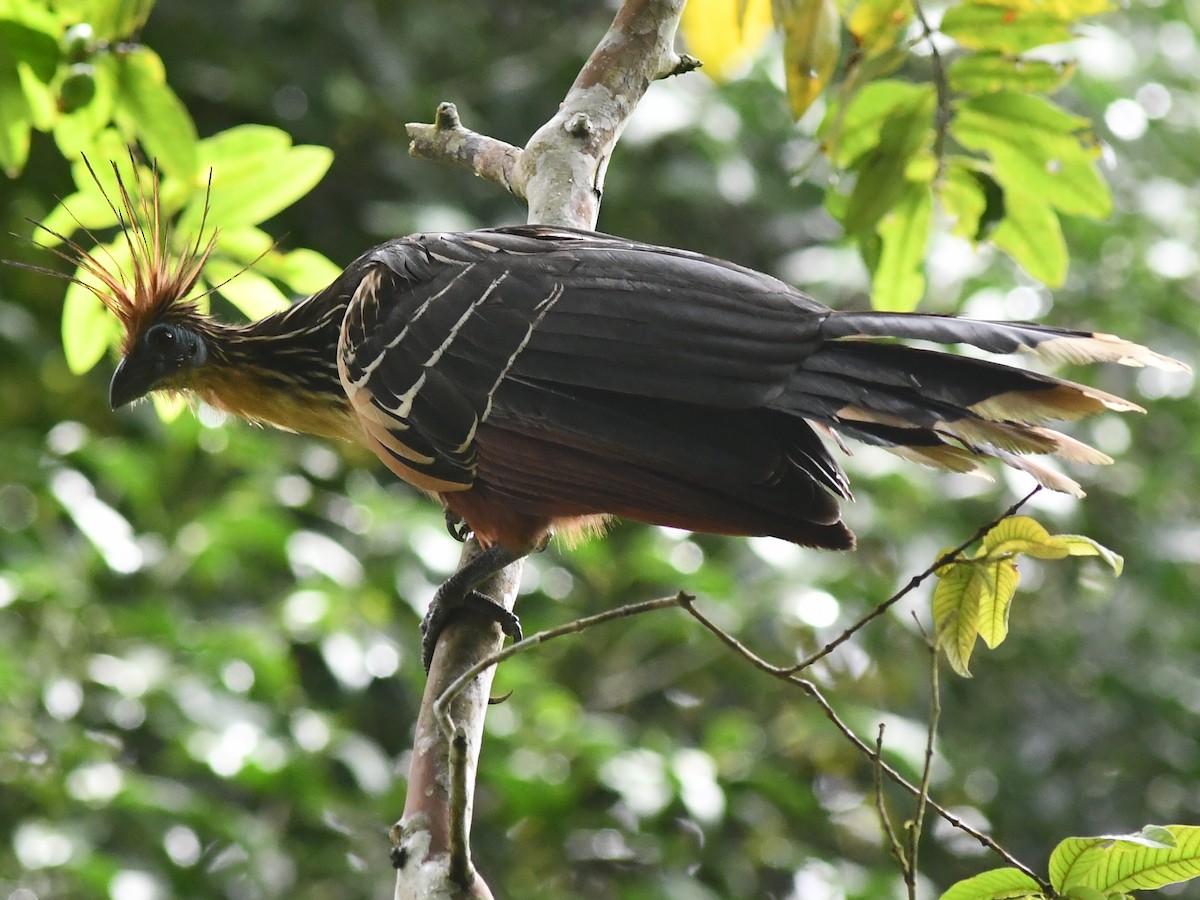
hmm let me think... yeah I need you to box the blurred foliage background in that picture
[1,1,1198,898]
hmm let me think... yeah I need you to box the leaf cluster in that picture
[1,0,338,377]
[681,0,1114,309]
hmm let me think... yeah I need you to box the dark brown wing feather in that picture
[335,225,1178,548]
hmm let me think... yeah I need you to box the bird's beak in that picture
[109,356,156,410]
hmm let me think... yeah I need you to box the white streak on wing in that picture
[372,272,509,419]
[479,282,564,424]
[347,263,479,388]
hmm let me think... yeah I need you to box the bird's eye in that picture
[147,325,176,352]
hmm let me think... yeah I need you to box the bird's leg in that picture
[421,544,524,671]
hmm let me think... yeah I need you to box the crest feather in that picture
[35,154,216,354]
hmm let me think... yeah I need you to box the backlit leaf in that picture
[952,92,1110,220]
[947,53,1075,94]
[939,159,987,240]
[1052,825,1200,894]
[0,49,31,176]
[872,179,931,311]
[61,239,131,374]
[1054,535,1123,574]
[939,866,1046,900]
[933,561,985,677]
[680,0,774,80]
[176,125,333,235]
[981,515,1068,559]
[975,557,1019,649]
[205,257,291,321]
[114,47,198,178]
[776,0,841,118]
[942,5,1075,54]
[819,79,928,166]
[840,86,935,234]
[847,0,911,58]
[992,188,1067,285]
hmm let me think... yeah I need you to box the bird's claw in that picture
[421,587,522,671]
[444,510,472,543]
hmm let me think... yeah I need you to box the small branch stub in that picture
[407,102,526,200]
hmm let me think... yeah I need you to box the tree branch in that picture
[393,2,694,897]
[406,0,697,228]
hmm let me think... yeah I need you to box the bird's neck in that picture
[190,291,363,442]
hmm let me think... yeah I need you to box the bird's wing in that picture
[336,227,835,493]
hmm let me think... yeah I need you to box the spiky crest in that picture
[33,153,218,355]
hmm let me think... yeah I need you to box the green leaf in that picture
[0,50,31,176]
[177,125,333,234]
[273,248,340,294]
[871,179,931,311]
[1051,838,1106,892]
[0,19,59,82]
[933,560,985,677]
[948,53,1075,95]
[939,159,987,240]
[941,4,1077,54]
[820,79,929,167]
[939,866,1045,899]
[975,557,1019,649]
[61,240,128,374]
[113,46,198,178]
[991,188,1067,286]
[54,0,157,40]
[1052,826,1200,894]
[839,87,935,235]
[847,0,911,58]
[951,92,1110,220]
[204,257,291,321]
[982,516,1069,559]
[53,52,119,160]
[777,0,841,118]
[39,136,148,241]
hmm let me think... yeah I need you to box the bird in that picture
[42,162,1185,669]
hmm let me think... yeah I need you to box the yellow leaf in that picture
[778,0,842,117]
[976,558,1020,649]
[933,561,986,677]
[981,515,1070,560]
[681,0,775,81]
[848,0,912,58]
[1054,534,1124,575]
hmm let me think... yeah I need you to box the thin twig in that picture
[912,0,950,181]
[435,593,693,737]
[792,487,1040,673]
[678,593,1051,892]
[908,630,941,899]
[873,724,908,876]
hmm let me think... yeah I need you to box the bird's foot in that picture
[444,510,472,543]
[421,586,522,671]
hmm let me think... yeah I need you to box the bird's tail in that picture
[773,312,1188,496]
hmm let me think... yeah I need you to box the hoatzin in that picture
[51,170,1183,668]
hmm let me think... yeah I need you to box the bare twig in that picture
[873,724,908,876]
[792,487,1040,673]
[435,593,692,729]
[907,633,941,900]
[912,0,950,180]
[678,587,1050,892]
[407,103,525,198]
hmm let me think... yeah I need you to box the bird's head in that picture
[36,157,219,410]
